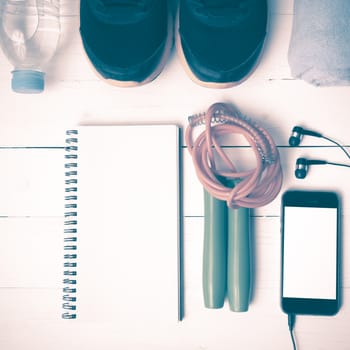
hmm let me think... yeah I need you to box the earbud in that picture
[294,157,327,179]
[289,126,323,147]
[291,126,350,178]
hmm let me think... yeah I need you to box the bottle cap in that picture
[11,70,45,93]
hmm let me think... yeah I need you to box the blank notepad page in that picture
[75,125,180,339]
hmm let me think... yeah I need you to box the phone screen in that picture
[282,206,338,300]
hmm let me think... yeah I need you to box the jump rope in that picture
[186,102,283,311]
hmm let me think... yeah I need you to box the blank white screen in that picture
[283,206,337,300]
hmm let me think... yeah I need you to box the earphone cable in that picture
[322,135,350,161]
[327,161,350,168]
[288,313,297,350]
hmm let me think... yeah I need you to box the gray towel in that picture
[288,0,350,86]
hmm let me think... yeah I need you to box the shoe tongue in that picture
[96,0,149,21]
[195,0,250,24]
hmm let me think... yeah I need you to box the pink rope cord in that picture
[185,103,283,209]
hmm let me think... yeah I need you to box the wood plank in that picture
[0,149,64,216]
[0,217,62,288]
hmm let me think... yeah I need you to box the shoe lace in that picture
[200,0,248,7]
[194,0,250,20]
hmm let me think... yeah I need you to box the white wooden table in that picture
[0,0,349,349]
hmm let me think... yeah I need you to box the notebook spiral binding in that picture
[62,130,78,319]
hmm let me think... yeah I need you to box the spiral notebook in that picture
[63,125,181,329]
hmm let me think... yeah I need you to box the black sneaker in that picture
[80,0,172,87]
[176,0,268,88]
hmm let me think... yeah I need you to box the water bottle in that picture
[0,0,60,93]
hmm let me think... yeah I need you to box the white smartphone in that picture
[281,190,340,315]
